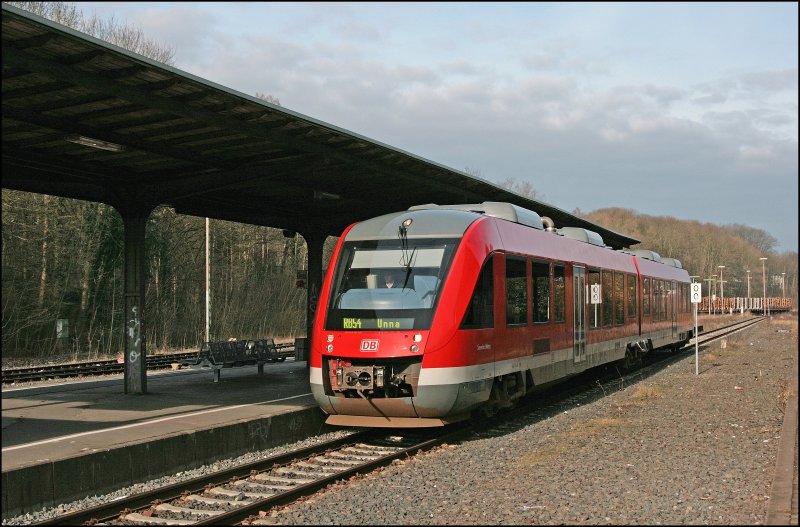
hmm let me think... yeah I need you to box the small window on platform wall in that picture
[533,259,551,323]
[461,256,494,329]
[505,256,528,326]
[553,263,566,323]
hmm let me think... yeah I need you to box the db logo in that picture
[360,339,379,352]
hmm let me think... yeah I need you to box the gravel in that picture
[0,430,357,525]
[262,315,794,525]
[3,314,794,525]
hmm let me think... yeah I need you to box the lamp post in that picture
[704,277,715,315]
[746,270,751,302]
[760,257,768,316]
[782,272,786,298]
[718,265,725,303]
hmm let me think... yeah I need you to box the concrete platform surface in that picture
[2,361,329,517]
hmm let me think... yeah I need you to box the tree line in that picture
[3,187,795,363]
[497,176,797,303]
[579,207,797,301]
[1,192,338,361]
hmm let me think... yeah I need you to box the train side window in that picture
[602,270,613,327]
[627,273,637,318]
[506,256,528,326]
[653,279,660,321]
[461,257,494,329]
[655,279,664,321]
[684,283,690,313]
[553,263,566,323]
[588,269,601,329]
[665,281,671,319]
[643,277,651,317]
[614,272,624,325]
[533,259,550,323]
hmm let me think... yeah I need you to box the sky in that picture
[73,2,799,252]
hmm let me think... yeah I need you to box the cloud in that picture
[73,2,796,250]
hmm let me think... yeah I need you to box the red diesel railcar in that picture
[310,202,695,427]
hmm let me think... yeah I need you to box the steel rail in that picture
[2,344,296,384]
[32,427,467,526]
[1,352,198,383]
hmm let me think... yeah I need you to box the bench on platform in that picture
[184,338,296,382]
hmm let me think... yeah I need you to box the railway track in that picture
[33,428,468,526]
[2,344,295,384]
[1,352,199,384]
[689,316,764,344]
[25,317,764,525]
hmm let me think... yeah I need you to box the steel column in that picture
[122,212,149,394]
[302,230,327,368]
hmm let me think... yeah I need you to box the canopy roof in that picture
[2,4,638,247]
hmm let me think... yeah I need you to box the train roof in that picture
[345,201,690,279]
[345,207,480,240]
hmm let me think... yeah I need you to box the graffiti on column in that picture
[309,282,319,317]
[127,305,141,363]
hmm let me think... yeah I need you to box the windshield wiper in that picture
[398,223,415,290]
[401,247,416,290]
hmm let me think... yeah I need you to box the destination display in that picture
[342,317,415,330]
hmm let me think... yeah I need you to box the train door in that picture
[573,265,586,363]
[671,280,678,337]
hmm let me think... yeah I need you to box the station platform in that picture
[2,360,331,518]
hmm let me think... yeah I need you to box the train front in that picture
[309,207,483,427]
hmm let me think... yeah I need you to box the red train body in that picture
[310,202,695,427]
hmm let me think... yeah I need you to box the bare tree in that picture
[722,223,777,255]
[7,1,176,65]
[496,176,545,201]
[255,92,281,106]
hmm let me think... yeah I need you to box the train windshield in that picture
[325,238,459,330]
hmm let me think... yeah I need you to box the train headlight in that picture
[326,344,334,353]
[413,334,422,342]
[410,344,419,353]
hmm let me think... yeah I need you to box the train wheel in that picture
[619,346,640,372]
[478,381,503,419]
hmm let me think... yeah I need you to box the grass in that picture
[777,379,795,413]
[612,383,666,415]
[630,384,664,400]
[517,417,627,467]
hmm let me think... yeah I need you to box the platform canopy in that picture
[2,4,638,248]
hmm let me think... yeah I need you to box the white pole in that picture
[695,301,699,376]
[761,257,768,316]
[205,217,210,343]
